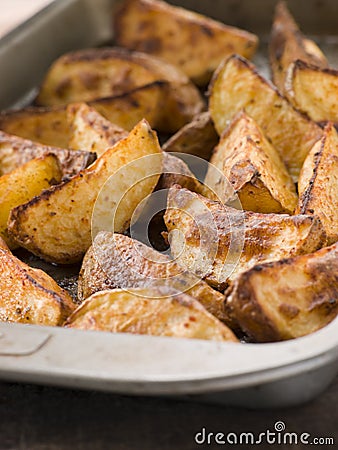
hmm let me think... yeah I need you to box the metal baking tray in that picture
[0,0,338,408]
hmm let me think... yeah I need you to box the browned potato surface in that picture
[8,120,163,264]
[297,123,338,245]
[204,112,298,213]
[209,55,322,181]
[114,0,258,86]
[78,232,228,323]
[164,186,326,289]
[225,242,338,342]
[65,287,237,342]
[0,237,75,325]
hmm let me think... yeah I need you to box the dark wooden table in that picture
[0,375,337,449]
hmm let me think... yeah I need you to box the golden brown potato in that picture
[114,0,258,86]
[0,154,62,248]
[78,232,228,323]
[67,103,128,156]
[65,287,237,342]
[0,237,75,325]
[0,130,95,177]
[269,1,328,95]
[225,242,338,342]
[204,111,298,213]
[285,60,338,124]
[164,186,326,290]
[209,55,323,181]
[36,47,204,133]
[162,112,219,161]
[296,123,338,245]
[0,82,164,147]
[8,120,163,264]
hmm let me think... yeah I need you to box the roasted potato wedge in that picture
[36,47,204,133]
[164,186,326,289]
[204,112,298,213]
[162,112,219,161]
[285,60,338,123]
[0,154,62,248]
[0,82,165,147]
[8,120,163,264]
[269,1,328,95]
[296,123,338,245]
[209,55,322,181]
[66,287,237,341]
[0,130,95,177]
[114,0,258,86]
[225,242,338,342]
[0,237,75,325]
[67,103,128,156]
[78,232,228,323]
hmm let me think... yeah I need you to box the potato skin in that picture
[269,1,328,95]
[8,120,163,264]
[164,186,326,289]
[78,232,229,324]
[297,123,338,245]
[65,288,237,342]
[0,237,75,325]
[204,111,298,213]
[0,130,96,177]
[209,54,322,182]
[114,0,258,86]
[225,242,338,342]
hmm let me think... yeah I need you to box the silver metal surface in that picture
[0,0,337,407]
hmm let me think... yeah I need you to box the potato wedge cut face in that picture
[8,120,163,264]
[0,154,62,248]
[0,237,75,325]
[297,123,338,245]
[164,186,326,289]
[78,232,228,323]
[286,61,338,123]
[65,288,237,342]
[225,243,338,342]
[209,55,322,181]
[114,0,258,86]
[0,130,96,177]
[205,112,298,213]
[269,2,328,95]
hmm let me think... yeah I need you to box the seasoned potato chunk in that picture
[204,112,298,213]
[225,243,338,342]
[297,123,338,245]
[65,288,237,342]
[0,237,75,325]
[114,0,258,86]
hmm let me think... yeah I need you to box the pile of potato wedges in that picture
[0,0,337,344]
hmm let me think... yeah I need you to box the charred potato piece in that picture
[209,55,322,181]
[0,82,164,147]
[162,112,219,161]
[0,130,95,177]
[285,60,338,123]
[36,47,204,133]
[164,186,326,289]
[78,232,228,323]
[225,242,338,342]
[67,103,128,156]
[0,237,75,325]
[114,0,258,86]
[204,112,298,213]
[66,287,237,342]
[8,120,163,264]
[0,154,62,248]
[296,123,338,245]
[269,1,328,95]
